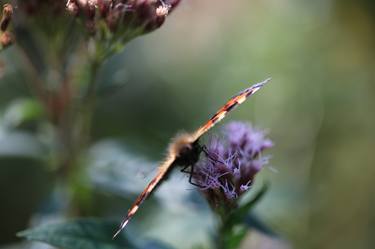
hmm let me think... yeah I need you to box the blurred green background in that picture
[0,0,374,249]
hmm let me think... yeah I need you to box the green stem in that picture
[79,39,114,149]
[214,205,246,249]
[57,49,105,216]
[80,58,100,149]
[68,55,104,215]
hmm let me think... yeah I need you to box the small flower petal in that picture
[192,121,273,210]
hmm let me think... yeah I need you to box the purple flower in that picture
[225,121,273,157]
[193,121,273,209]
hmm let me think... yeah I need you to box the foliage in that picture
[18,219,173,249]
[2,1,373,249]
[0,1,277,249]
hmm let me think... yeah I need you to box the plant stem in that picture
[67,55,103,216]
[215,206,231,249]
[56,48,104,216]
[80,58,100,149]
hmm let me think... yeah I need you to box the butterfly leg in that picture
[201,145,209,156]
[180,165,191,174]
[189,164,204,188]
[180,165,204,188]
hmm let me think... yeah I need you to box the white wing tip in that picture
[252,77,272,89]
[112,219,129,239]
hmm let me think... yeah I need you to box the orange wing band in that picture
[193,78,271,141]
[113,155,176,238]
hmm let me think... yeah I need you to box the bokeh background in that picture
[0,0,374,249]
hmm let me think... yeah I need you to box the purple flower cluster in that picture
[193,122,273,209]
[66,0,181,34]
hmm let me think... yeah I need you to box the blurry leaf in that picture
[3,98,44,128]
[87,140,155,196]
[227,184,269,227]
[217,184,274,249]
[240,230,291,249]
[18,218,138,249]
[88,140,214,249]
[0,131,45,159]
[221,226,247,249]
[141,240,175,249]
[191,245,209,249]
[244,213,277,237]
[96,56,129,97]
[0,158,51,243]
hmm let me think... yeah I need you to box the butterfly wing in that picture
[192,78,271,141]
[113,154,176,238]
[113,78,270,238]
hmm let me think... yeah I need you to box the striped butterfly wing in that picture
[113,78,270,238]
[113,154,176,238]
[192,78,271,141]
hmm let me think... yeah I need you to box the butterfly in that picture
[113,77,271,238]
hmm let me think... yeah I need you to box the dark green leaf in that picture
[141,240,175,249]
[221,226,247,249]
[17,218,137,249]
[227,183,269,227]
[245,213,277,237]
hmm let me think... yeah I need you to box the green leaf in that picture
[227,183,269,227]
[3,98,44,128]
[17,218,137,249]
[244,213,277,237]
[141,240,175,249]
[221,226,248,249]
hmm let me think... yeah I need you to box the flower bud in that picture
[66,1,80,16]
[66,0,182,41]
[1,4,13,32]
[0,31,12,48]
[97,0,112,17]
